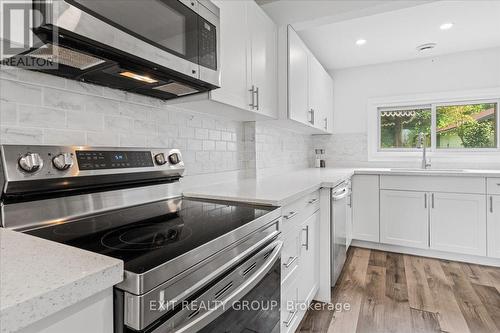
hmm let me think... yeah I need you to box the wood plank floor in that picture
[297,247,500,333]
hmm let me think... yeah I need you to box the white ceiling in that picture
[295,1,500,70]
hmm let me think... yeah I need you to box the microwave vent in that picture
[27,44,106,70]
[153,82,199,96]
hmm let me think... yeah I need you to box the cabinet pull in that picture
[424,193,427,209]
[284,211,298,220]
[308,198,318,204]
[431,193,435,209]
[283,256,298,268]
[308,109,315,125]
[248,85,255,109]
[283,309,298,327]
[255,86,259,110]
[324,117,328,130]
[302,225,309,250]
[491,196,494,213]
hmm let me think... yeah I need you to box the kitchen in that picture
[0,0,500,333]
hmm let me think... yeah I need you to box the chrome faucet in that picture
[417,132,431,169]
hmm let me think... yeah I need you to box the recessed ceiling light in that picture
[356,39,367,46]
[440,22,454,30]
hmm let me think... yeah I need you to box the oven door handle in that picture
[165,240,283,333]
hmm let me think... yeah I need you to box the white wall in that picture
[314,47,500,168]
[331,46,500,134]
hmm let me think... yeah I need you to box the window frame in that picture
[367,88,500,162]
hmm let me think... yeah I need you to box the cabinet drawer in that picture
[281,230,299,281]
[487,178,500,195]
[281,273,299,333]
[281,191,320,235]
[380,175,485,194]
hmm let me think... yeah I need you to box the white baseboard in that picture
[351,240,500,267]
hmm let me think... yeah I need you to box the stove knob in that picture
[52,153,74,171]
[18,153,43,173]
[168,153,181,165]
[154,153,167,166]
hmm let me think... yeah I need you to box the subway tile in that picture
[221,131,232,142]
[195,128,209,140]
[202,118,216,129]
[134,119,157,134]
[178,126,195,138]
[187,139,202,151]
[170,138,187,150]
[120,134,146,147]
[44,87,88,111]
[157,124,178,138]
[43,129,86,145]
[196,151,210,162]
[66,80,103,96]
[146,136,170,147]
[0,101,17,124]
[85,96,120,115]
[202,140,215,151]
[0,66,19,80]
[86,131,120,146]
[0,79,42,105]
[227,142,237,151]
[18,69,66,88]
[67,111,104,131]
[0,126,43,144]
[209,130,221,141]
[215,141,226,151]
[18,105,66,128]
[119,102,152,119]
[104,115,133,133]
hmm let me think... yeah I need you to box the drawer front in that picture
[487,178,500,195]
[281,272,299,333]
[281,190,320,235]
[380,175,485,194]
[281,228,300,281]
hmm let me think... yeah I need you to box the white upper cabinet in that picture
[287,26,333,133]
[210,0,277,118]
[287,27,309,125]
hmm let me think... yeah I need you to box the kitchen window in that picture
[378,101,499,151]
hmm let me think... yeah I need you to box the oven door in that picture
[148,240,282,333]
[36,0,220,87]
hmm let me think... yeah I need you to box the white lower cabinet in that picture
[380,190,429,249]
[281,272,299,333]
[352,175,380,242]
[487,195,500,258]
[297,211,319,305]
[430,192,486,256]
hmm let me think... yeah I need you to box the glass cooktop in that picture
[26,198,274,274]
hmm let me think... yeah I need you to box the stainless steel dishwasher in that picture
[331,180,350,286]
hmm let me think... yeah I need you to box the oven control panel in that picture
[76,150,154,170]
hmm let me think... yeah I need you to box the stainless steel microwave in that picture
[13,0,221,99]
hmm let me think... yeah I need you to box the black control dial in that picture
[168,153,181,165]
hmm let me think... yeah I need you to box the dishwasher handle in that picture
[332,187,349,201]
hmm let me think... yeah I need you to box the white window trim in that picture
[367,87,500,163]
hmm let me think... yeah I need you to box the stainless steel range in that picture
[0,145,282,333]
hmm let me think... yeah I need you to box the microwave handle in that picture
[152,240,283,333]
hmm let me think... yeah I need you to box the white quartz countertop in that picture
[0,229,123,333]
[183,167,500,206]
[183,168,355,206]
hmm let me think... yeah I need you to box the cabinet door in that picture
[487,195,500,258]
[352,175,380,242]
[346,191,353,249]
[298,211,319,306]
[248,1,277,118]
[320,70,333,133]
[287,26,309,125]
[281,274,299,333]
[430,193,486,256]
[307,55,323,128]
[210,0,251,110]
[380,190,429,249]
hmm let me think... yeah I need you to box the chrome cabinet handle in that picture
[283,256,298,268]
[248,85,255,109]
[308,198,318,204]
[491,196,494,213]
[302,225,309,250]
[308,109,315,125]
[255,86,259,110]
[324,117,328,130]
[424,193,427,209]
[431,193,435,209]
[284,211,298,220]
[283,309,298,327]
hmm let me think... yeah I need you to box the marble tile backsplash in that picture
[0,67,250,178]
